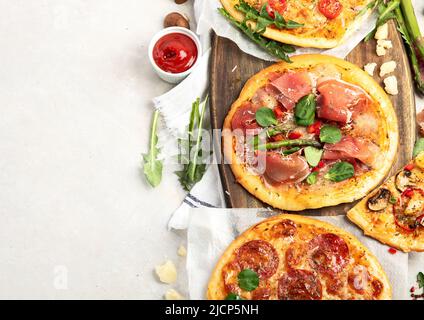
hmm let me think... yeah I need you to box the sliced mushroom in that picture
[395,170,416,192]
[367,188,391,211]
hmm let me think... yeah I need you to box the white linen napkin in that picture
[187,208,410,300]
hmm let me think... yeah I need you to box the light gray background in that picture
[0,0,422,299]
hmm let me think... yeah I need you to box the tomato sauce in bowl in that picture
[152,33,198,74]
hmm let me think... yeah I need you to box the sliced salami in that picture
[308,233,350,275]
[251,287,272,300]
[278,269,322,300]
[236,240,279,279]
[270,219,297,238]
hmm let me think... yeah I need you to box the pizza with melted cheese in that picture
[222,54,398,211]
[348,152,424,252]
[207,214,391,300]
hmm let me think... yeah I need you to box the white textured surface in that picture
[0,0,193,299]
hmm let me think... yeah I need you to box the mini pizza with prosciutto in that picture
[207,214,391,300]
[222,54,398,211]
[348,152,424,252]
[220,0,376,48]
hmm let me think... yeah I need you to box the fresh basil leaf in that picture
[325,162,355,182]
[320,125,342,144]
[238,269,259,291]
[418,272,424,289]
[225,293,244,300]
[143,110,163,187]
[413,138,424,157]
[306,171,318,185]
[294,94,316,126]
[256,107,278,127]
[304,146,323,167]
[283,147,301,155]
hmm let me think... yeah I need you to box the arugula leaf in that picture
[255,107,278,127]
[238,269,259,292]
[320,125,342,144]
[294,94,316,126]
[176,97,209,191]
[306,171,318,185]
[304,146,323,167]
[218,8,294,62]
[225,293,244,300]
[413,138,424,157]
[418,272,424,289]
[142,110,163,187]
[325,162,355,182]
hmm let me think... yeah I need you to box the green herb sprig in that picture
[176,97,209,191]
[235,0,303,34]
[142,110,163,188]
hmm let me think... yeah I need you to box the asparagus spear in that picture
[255,139,321,150]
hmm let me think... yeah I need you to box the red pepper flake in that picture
[312,167,320,173]
[388,248,397,254]
[317,160,325,168]
[404,163,415,171]
[271,134,284,142]
[307,121,321,135]
[288,131,302,139]
[403,188,414,198]
[410,287,415,293]
[273,106,285,119]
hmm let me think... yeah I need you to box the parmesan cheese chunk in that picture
[377,39,393,49]
[164,289,185,300]
[384,76,398,95]
[375,23,389,40]
[155,260,177,284]
[178,245,187,257]
[376,45,387,56]
[380,61,397,77]
[364,63,377,76]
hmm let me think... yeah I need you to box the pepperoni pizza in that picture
[348,152,424,252]
[222,54,398,211]
[207,215,391,300]
[220,0,376,48]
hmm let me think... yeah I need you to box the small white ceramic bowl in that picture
[148,27,202,84]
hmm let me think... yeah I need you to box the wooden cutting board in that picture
[210,21,416,215]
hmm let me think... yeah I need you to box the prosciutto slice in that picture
[317,79,369,123]
[269,72,312,110]
[264,152,310,184]
[231,101,261,135]
[322,136,379,167]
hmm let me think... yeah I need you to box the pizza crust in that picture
[207,214,392,300]
[347,153,424,252]
[220,0,374,49]
[222,54,399,211]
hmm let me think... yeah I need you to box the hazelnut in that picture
[164,12,190,29]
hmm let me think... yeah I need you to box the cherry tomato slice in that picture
[267,0,287,19]
[318,0,343,20]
